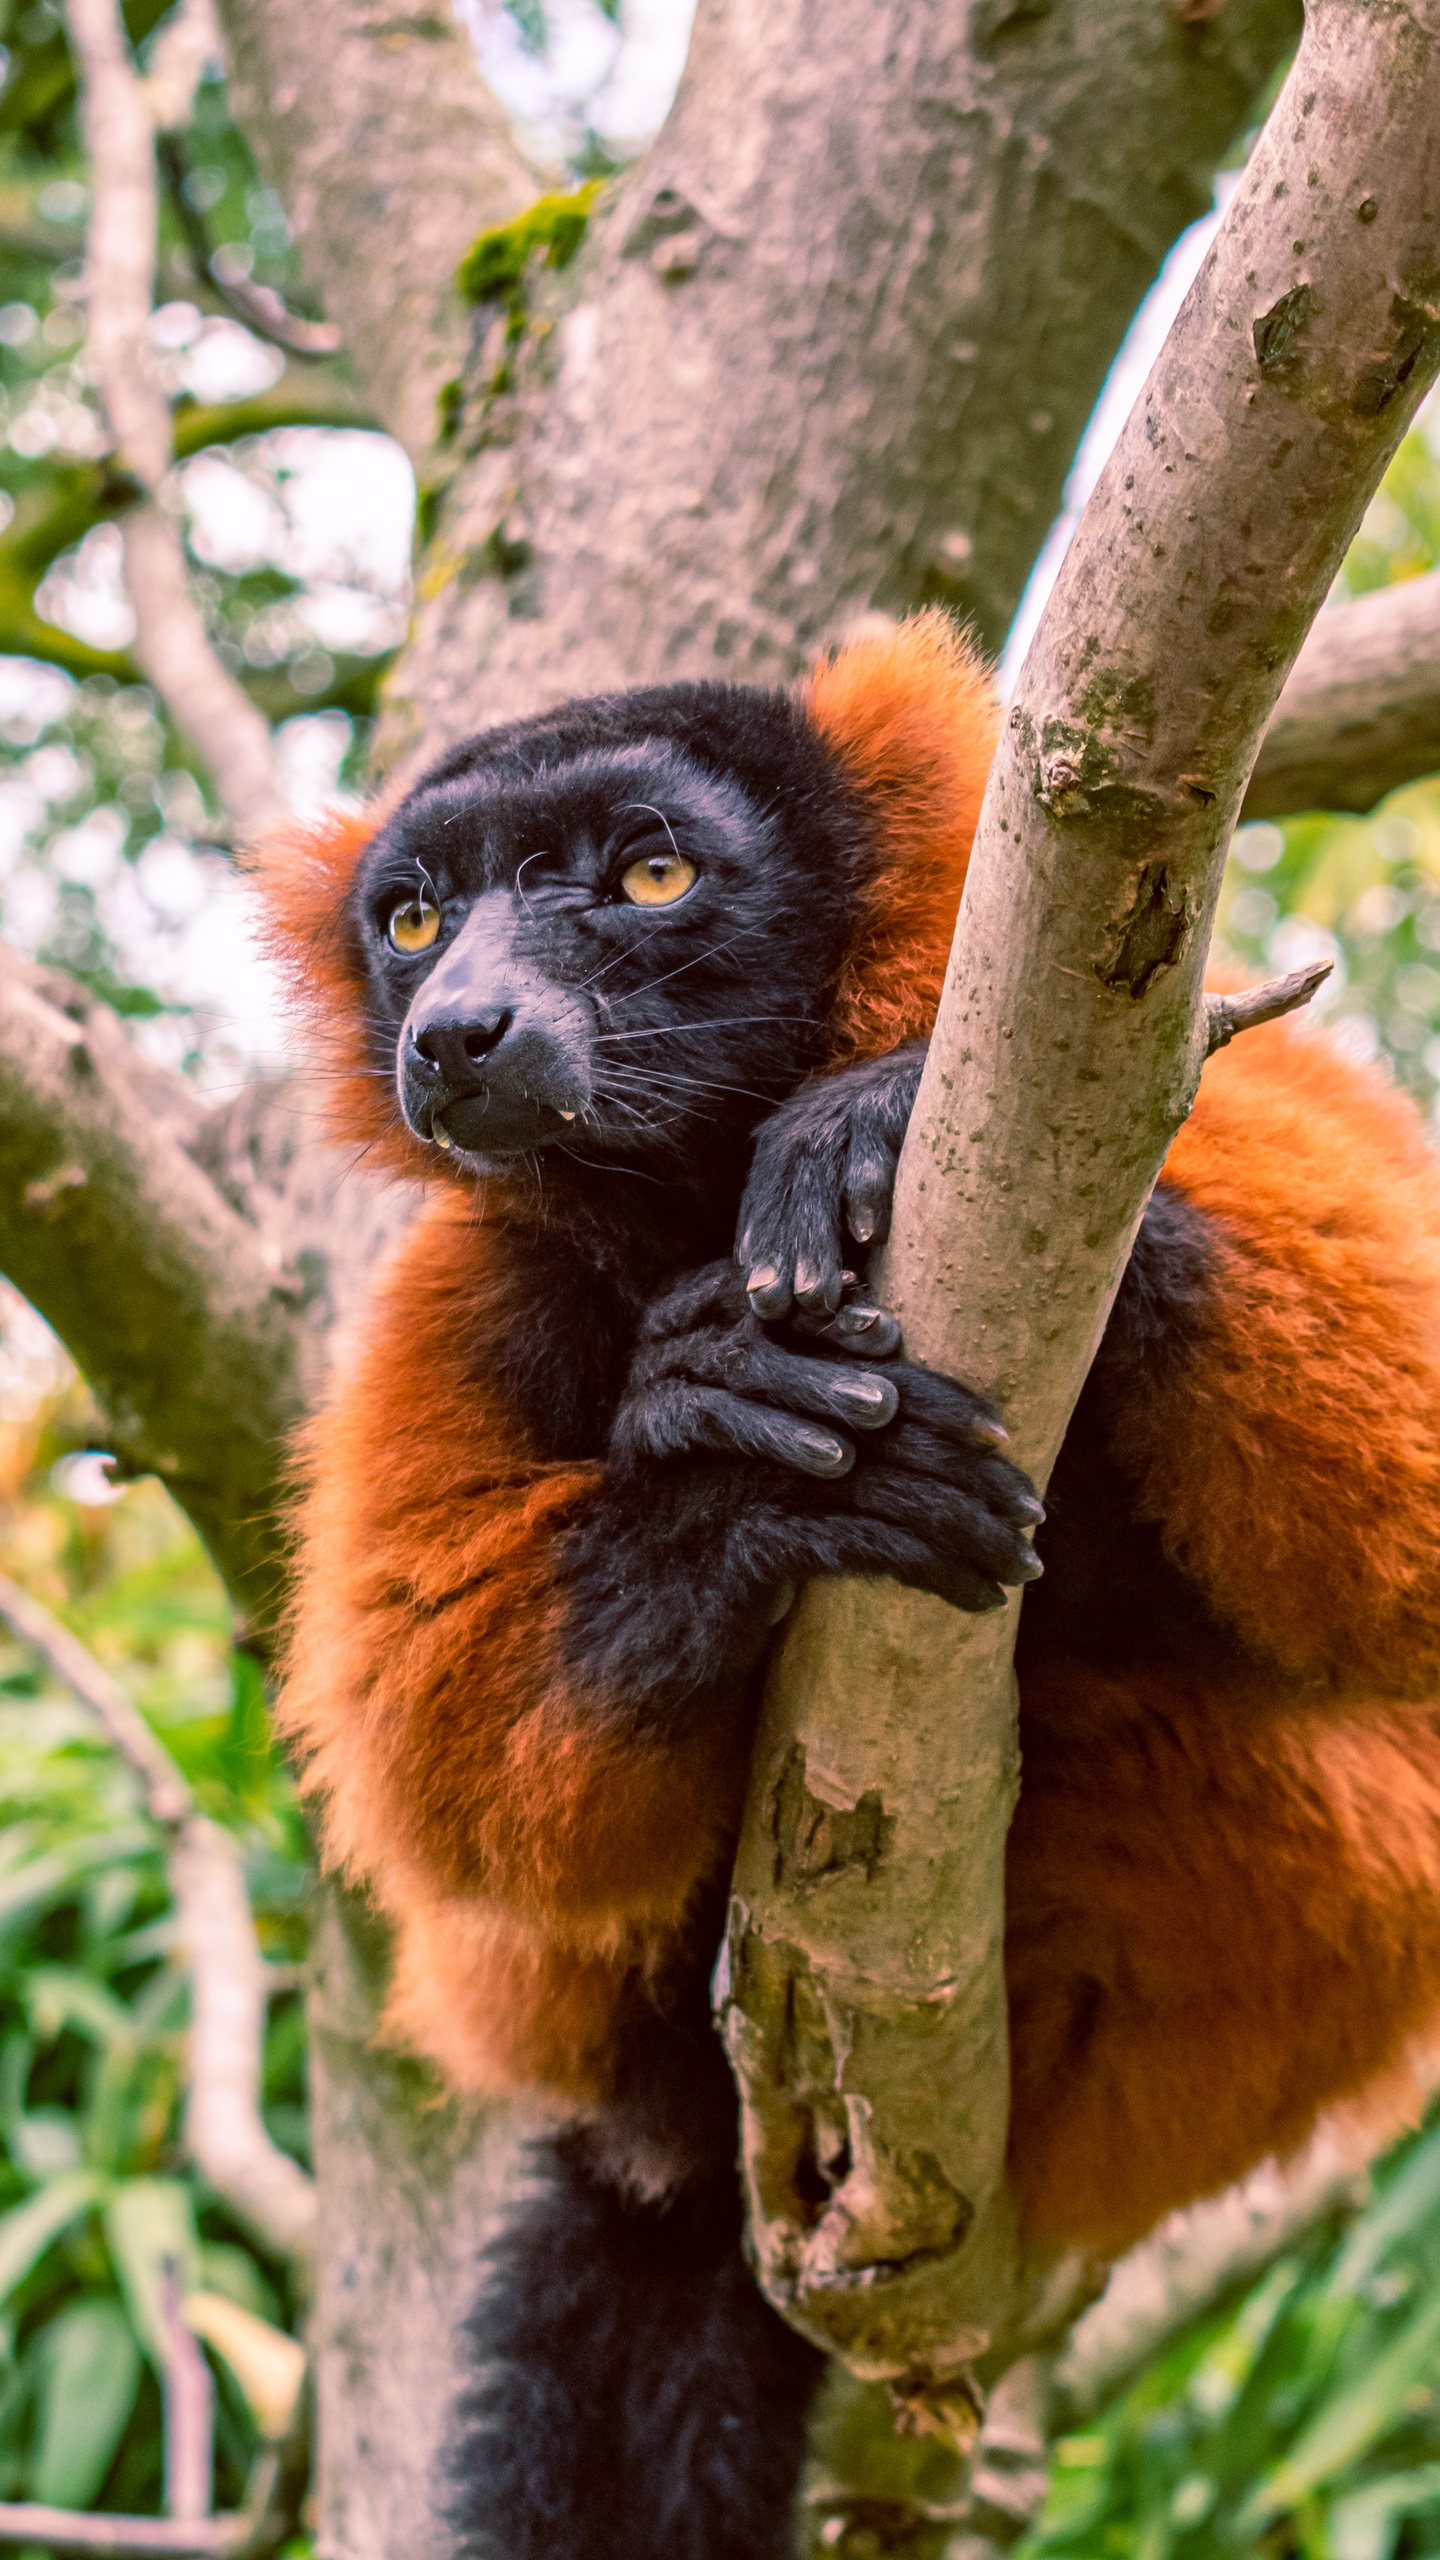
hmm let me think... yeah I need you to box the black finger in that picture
[846,1464,1043,1585]
[862,1364,1023,1459]
[698,1392,856,1478]
[723,1337,901,1432]
[843,1152,895,1249]
[795,1516,1010,1616]
[862,1414,1043,1526]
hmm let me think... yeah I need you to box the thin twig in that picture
[65,0,287,841]
[1205,960,1334,1056]
[156,136,342,360]
[139,0,222,140]
[0,1575,316,2258]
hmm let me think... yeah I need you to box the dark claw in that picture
[746,1264,792,1317]
[794,1260,844,1315]
[795,1300,903,1358]
[1015,1492,1046,1525]
[1014,1545,1044,1582]
[773,1419,853,1478]
[822,1371,900,1428]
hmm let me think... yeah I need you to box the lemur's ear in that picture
[245,808,407,1152]
[801,609,1000,1060]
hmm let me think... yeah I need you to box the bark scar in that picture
[1097,861,1193,998]
[771,1741,894,1890]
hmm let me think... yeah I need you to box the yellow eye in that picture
[387,891,440,954]
[621,850,697,907]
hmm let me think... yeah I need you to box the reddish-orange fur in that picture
[267,618,1440,2254]
[281,1192,745,2092]
[801,610,998,1060]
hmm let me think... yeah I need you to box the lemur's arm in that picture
[278,1190,1039,2087]
[742,1024,1440,1695]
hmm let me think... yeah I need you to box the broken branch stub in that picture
[719,0,1440,2407]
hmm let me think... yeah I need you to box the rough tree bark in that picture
[0,0,1411,2547]
[721,0,1440,2431]
[218,0,1306,775]
[213,0,534,476]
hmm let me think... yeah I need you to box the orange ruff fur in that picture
[802,610,999,1059]
[266,616,1440,2252]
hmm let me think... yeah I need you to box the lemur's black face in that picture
[348,684,870,1175]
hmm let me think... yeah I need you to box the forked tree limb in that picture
[358,0,1301,761]
[719,0,1440,2420]
[1245,563,1440,818]
[0,946,310,1632]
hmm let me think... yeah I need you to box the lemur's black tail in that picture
[446,2134,825,2560]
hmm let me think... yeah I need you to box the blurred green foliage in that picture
[0,1362,311,2533]
[1025,2110,1440,2560]
[1212,409,1440,1120]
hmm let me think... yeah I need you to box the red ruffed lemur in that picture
[255,613,1440,2560]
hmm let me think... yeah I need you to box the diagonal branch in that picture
[0,946,310,1633]
[720,0,1440,2422]
[66,0,287,840]
[1245,564,1440,818]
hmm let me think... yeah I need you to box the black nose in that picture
[410,1009,514,1087]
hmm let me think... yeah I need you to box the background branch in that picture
[721,0,1440,2414]
[66,0,287,839]
[1245,565,1440,817]
[0,950,416,1641]
[0,1571,317,2259]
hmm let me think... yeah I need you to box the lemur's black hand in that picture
[609,1261,1042,1615]
[738,1042,926,1317]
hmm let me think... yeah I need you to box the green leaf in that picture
[28,2297,140,2507]
[103,2178,198,2370]
[1327,2134,1440,2302]
[26,1967,134,2047]
[0,2173,105,2304]
[1244,2290,1440,2518]
[0,1830,153,1939]
[1328,2466,1440,2560]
